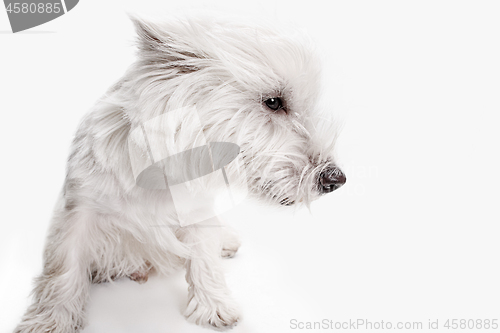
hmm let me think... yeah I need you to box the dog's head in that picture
[123,16,345,207]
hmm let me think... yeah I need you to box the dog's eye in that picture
[264,97,283,111]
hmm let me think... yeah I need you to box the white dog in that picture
[15,16,346,332]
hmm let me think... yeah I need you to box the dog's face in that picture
[124,17,345,207]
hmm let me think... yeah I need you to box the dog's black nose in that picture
[319,167,346,194]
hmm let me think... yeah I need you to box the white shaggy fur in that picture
[14,16,343,332]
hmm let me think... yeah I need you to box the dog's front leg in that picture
[179,218,240,329]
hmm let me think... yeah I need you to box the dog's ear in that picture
[130,15,203,64]
[130,16,164,52]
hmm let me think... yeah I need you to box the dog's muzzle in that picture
[318,167,346,194]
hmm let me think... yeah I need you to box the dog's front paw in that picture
[128,270,149,284]
[184,295,240,329]
[15,304,85,333]
[128,261,153,284]
[221,232,241,259]
[221,246,239,258]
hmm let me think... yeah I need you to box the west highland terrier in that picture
[15,15,346,332]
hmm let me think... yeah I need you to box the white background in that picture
[1,1,499,332]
